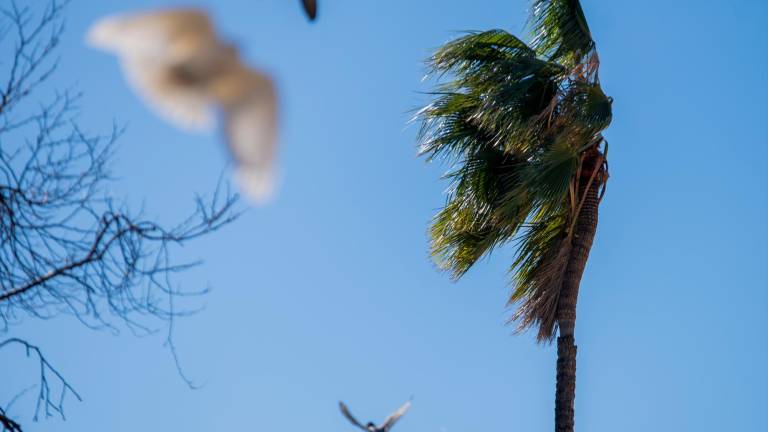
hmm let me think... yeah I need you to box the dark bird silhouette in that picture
[301,0,317,21]
[339,399,412,432]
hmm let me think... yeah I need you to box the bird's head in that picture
[365,423,377,432]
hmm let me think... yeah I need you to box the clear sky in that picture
[2,0,767,431]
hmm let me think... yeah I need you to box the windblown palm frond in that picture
[529,0,595,69]
[417,28,611,341]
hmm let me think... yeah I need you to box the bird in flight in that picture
[339,399,412,432]
[301,0,318,21]
[87,8,281,202]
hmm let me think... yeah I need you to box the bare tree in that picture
[0,1,239,429]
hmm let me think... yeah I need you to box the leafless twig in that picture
[0,1,241,429]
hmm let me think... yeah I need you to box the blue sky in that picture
[2,0,767,431]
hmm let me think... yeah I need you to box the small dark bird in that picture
[339,399,412,432]
[301,0,318,21]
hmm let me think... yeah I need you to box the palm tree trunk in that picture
[554,148,602,432]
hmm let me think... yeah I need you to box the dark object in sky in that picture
[301,0,317,21]
[339,400,411,432]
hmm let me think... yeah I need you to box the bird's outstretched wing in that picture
[379,399,412,431]
[87,9,216,60]
[339,402,367,430]
[87,9,219,129]
[301,0,317,21]
[220,68,278,203]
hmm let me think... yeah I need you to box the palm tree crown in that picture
[417,0,611,341]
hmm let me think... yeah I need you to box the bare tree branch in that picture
[0,1,241,429]
[0,407,22,432]
[0,338,81,422]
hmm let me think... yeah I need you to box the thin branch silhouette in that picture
[0,2,240,430]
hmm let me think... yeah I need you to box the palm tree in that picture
[416,1,611,431]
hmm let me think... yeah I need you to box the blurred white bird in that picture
[339,399,412,432]
[87,9,278,202]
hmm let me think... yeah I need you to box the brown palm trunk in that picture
[554,147,602,432]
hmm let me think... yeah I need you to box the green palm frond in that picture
[428,30,536,75]
[418,25,611,341]
[417,92,484,161]
[561,82,613,132]
[529,0,595,69]
[501,134,578,210]
[430,147,529,277]
[418,30,566,158]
